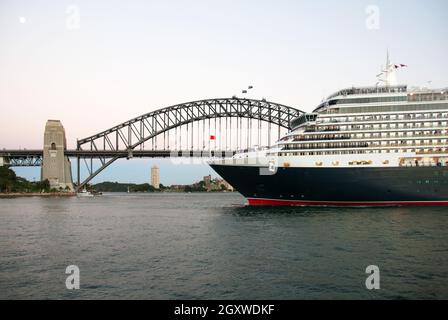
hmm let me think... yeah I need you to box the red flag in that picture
[210,135,215,140]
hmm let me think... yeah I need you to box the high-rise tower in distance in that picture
[151,165,160,189]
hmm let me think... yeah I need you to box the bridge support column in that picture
[41,120,74,191]
[77,156,80,188]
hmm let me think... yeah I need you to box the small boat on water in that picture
[77,189,102,197]
[77,189,94,197]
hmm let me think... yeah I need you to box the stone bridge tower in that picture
[41,120,74,191]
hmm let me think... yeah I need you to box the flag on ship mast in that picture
[375,51,407,86]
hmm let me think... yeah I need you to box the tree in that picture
[34,179,50,192]
[40,179,50,192]
[0,166,17,192]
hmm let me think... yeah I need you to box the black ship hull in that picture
[210,164,448,206]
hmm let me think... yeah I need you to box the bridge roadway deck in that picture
[0,149,236,158]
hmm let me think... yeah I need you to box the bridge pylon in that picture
[41,120,74,191]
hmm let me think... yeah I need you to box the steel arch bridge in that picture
[74,97,304,190]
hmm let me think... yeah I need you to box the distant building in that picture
[151,165,160,189]
[203,175,212,191]
[220,180,234,192]
[211,178,234,192]
[201,175,234,192]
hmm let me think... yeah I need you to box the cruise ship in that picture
[210,61,448,206]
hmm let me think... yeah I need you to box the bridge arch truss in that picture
[75,98,304,190]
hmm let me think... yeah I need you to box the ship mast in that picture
[377,50,398,87]
[385,50,391,86]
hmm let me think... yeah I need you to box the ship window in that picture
[330,96,408,105]
[335,103,448,114]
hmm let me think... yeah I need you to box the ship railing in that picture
[326,85,408,100]
[370,143,448,148]
[319,114,448,125]
[289,132,448,142]
[282,143,370,151]
[313,123,448,131]
[285,142,448,149]
[292,136,351,142]
[400,162,447,167]
[400,158,448,167]
[416,150,448,155]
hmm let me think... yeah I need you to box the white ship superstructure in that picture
[275,85,448,169]
[210,57,448,206]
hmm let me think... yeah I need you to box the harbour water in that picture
[1,192,448,299]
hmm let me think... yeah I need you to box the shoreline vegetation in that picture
[0,166,73,195]
[91,180,233,193]
[1,167,233,197]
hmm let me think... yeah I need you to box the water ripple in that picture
[1,193,448,299]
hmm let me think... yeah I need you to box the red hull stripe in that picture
[247,198,448,207]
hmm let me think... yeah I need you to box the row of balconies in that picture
[307,122,447,133]
[289,131,447,142]
[277,148,448,157]
[282,142,448,150]
[282,142,369,150]
[318,113,448,124]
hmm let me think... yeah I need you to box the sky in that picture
[1,0,447,184]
